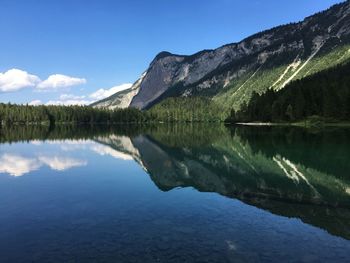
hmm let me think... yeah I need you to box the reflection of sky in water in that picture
[0,139,133,177]
[0,137,349,262]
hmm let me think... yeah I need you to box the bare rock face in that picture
[91,72,146,109]
[94,1,350,110]
[130,54,185,109]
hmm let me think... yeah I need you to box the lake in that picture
[0,124,349,262]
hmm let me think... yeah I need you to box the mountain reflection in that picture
[95,125,350,240]
[1,124,350,240]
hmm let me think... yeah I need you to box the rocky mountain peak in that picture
[93,1,350,111]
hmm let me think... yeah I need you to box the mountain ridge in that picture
[93,1,350,113]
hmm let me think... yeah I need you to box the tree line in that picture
[2,60,350,126]
[1,101,221,126]
[0,104,149,125]
[148,97,225,122]
[227,61,350,123]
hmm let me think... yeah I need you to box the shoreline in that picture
[236,122,276,126]
[234,122,350,127]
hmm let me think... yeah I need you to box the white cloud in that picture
[0,154,41,177]
[45,99,92,106]
[89,83,132,100]
[29,100,42,106]
[0,138,137,177]
[38,156,87,171]
[59,94,86,100]
[0,153,87,177]
[36,74,86,90]
[0,68,133,106]
[42,83,132,105]
[30,140,43,145]
[91,144,133,160]
[0,68,87,94]
[46,139,93,145]
[43,93,91,106]
[0,69,41,92]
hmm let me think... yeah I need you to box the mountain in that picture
[228,61,350,122]
[1,124,350,239]
[91,72,146,109]
[93,125,350,240]
[93,1,350,113]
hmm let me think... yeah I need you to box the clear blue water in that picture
[0,125,349,262]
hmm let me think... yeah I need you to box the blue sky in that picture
[0,0,345,105]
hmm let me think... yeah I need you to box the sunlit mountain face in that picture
[0,125,350,262]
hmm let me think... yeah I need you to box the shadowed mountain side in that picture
[0,124,349,239]
[231,126,350,181]
[117,126,350,240]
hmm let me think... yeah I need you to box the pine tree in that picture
[285,104,295,121]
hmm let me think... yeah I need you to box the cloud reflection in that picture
[90,145,133,160]
[0,154,87,177]
[0,154,41,177]
[0,137,135,177]
[47,139,135,161]
[38,156,87,171]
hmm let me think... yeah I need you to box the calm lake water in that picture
[0,124,349,262]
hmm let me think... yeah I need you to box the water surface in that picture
[0,125,349,262]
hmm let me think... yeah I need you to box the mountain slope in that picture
[228,60,350,122]
[93,1,350,112]
[91,72,146,109]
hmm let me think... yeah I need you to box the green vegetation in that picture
[2,52,350,126]
[148,97,225,122]
[0,103,148,125]
[0,123,161,143]
[214,44,350,112]
[148,53,350,125]
[0,98,226,126]
[227,61,350,123]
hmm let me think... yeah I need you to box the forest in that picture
[1,61,350,126]
[226,61,350,123]
[0,99,224,125]
[0,104,148,125]
[147,97,225,122]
